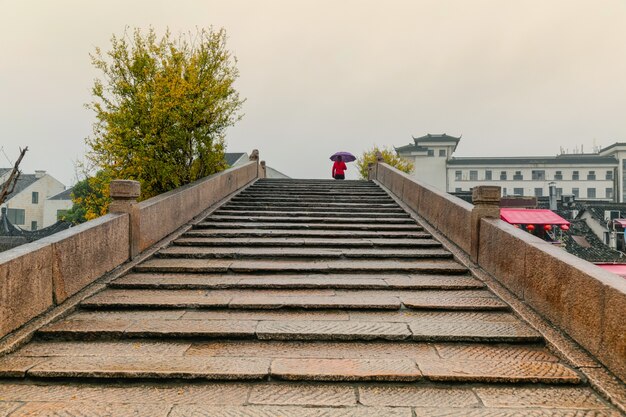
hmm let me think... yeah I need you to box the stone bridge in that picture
[0,153,624,416]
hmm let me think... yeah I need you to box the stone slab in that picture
[419,359,581,384]
[474,387,611,409]
[14,340,191,357]
[186,229,430,239]
[248,384,356,406]
[412,408,621,417]
[185,341,438,361]
[134,258,232,273]
[271,358,421,381]
[39,318,134,338]
[27,356,270,380]
[181,309,350,322]
[81,289,232,309]
[256,320,411,341]
[228,295,401,310]
[358,386,479,407]
[125,319,259,338]
[348,310,519,323]
[0,356,46,377]
[0,402,22,416]
[403,294,509,310]
[434,343,559,362]
[0,382,251,404]
[8,402,171,417]
[408,319,541,342]
[169,405,413,417]
[383,274,483,289]
[196,222,421,231]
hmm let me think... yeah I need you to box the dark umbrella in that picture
[330,151,356,162]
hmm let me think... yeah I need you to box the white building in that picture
[1,170,68,230]
[396,134,625,202]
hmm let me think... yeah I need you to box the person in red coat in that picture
[332,155,347,180]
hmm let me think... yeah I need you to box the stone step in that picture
[173,237,441,248]
[206,215,415,224]
[214,210,411,219]
[133,258,469,275]
[220,204,406,213]
[221,202,401,209]
[109,273,483,290]
[78,288,504,311]
[0,352,580,384]
[239,189,391,195]
[231,197,396,204]
[155,246,452,260]
[35,316,540,343]
[195,222,423,231]
[184,229,432,239]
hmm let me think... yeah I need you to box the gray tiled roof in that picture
[0,168,12,177]
[395,144,428,153]
[49,187,74,201]
[413,133,461,143]
[1,174,40,202]
[561,219,626,263]
[225,153,246,166]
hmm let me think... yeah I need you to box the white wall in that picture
[43,198,73,227]
[5,175,65,230]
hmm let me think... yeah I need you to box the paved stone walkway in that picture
[0,179,622,416]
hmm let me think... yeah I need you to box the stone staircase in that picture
[0,179,620,416]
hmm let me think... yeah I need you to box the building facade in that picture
[1,170,67,230]
[396,134,626,202]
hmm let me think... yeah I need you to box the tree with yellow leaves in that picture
[85,26,244,203]
[356,146,414,179]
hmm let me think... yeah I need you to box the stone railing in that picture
[0,155,260,340]
[373,162,626,383]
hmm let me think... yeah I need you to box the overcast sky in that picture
[1,0,625,183]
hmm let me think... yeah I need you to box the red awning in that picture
[596,264,626,278]
[500,208,570,226]
[614,219,626,227]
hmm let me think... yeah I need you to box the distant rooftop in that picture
[1,174,40,202]
[49,188,74,201]
[447,155,618,166]
[225,152,247,167]
[412,133,461,143]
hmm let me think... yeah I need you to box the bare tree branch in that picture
[0,147,28,206]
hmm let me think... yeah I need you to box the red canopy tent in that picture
[500,208,570,226]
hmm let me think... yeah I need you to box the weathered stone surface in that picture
[186,228,430,239]
[27,356,270,379]
[0,356,46,377]
[419,360,581,383]
[68,309,186,320]
[475,387,610,409]
[348,310,518,323]
[14,340,191,357]
[82,289,232,308]
[229,295,401,310]
[248,384,356,406]
[169,405,413,417]
[182,309,350,322]
[9,402,171,417]
[403,294,509,310]
[185,341,438,361]
[359,386,479,407]
[135,258,233,273]
[256,320,411,341]
[271,358,421,381]
[0,402,22,416]
[434,343,558,362]
[197,221,421,231]
[383,274,483,289]
[39,318,133,338]
[0,382,250,404]
[125,319,259,338]
[412,408,621,417]
[409,318,541,342]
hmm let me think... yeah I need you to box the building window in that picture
[439,149,446,157]
[56,210,69,220]
[455,170,462,181]
[587,171,596,180]
[556,188,563,197]
[513,187,524,196]
[500,171,507,180]
[7,208,25,225]
[587,188,596,198]
[469,171,478,181]
[606,188,614,199]
[502,187,507,196]
[554,171,563,180]
[513,171,523,180]
[485,170,492,180]
[572,188,580,198]
[427,149,434,157]
[534,188,543,197]
[455,188,462,192]
[32,191,39,204]
[572,171,579,180]
[606,170,614,180]
[31,221,38,231]
[531,170,545,180]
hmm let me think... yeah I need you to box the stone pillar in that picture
[470,186,501,262]
[260,160,267,179]
[367,162,376,180]
[249,149,260,178]
[373,151,384,180]
[109,180,141,259]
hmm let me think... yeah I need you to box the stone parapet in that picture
[374,161,626,384]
